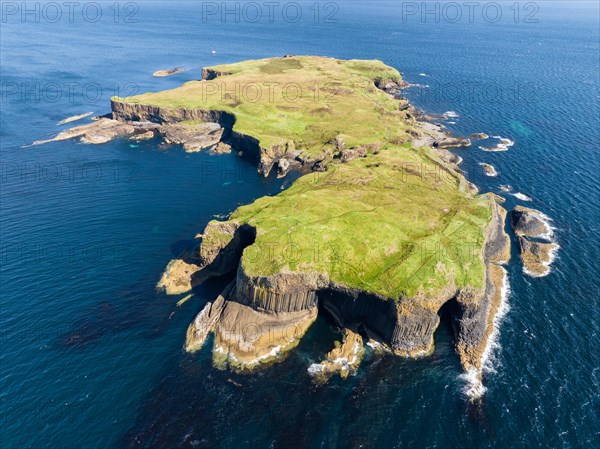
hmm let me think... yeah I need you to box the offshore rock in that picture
[433,137,471,149]
[511,205,553,240]
[517,237,559,277]
[309,329,364,383]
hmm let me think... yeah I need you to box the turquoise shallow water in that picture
[1,2,599,448]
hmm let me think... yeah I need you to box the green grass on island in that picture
[119,56,414,158]
[122,56,492,302]
[225,147,491,301]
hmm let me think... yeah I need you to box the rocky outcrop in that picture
[185,282,317,372]
[517,237,559,277]
[308,329,364,383]
[339,147,367,163]
[488,193,505,204]
[453,200,511,372]
[159,122,223,152]
[33,118,142,145]
[174,197,510,374]
[57,112,93,125]
[185,284,230,352]
[433,137,471,149]
[157,258,203,296]
[111,100,235,128]
[511,206,558,277]
[453,263,507,371]
[201,68,232,80]
[235,266,324,313]
[111,100,293,174]
[153,67,186,77]
[130,130,155,141]
[479,162,498,177]
[470,133,489,140]
[157,221,256,295]
[209,142,232,155]
[511,206,553,239]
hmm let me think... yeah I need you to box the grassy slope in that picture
[231,146,490,301]
[124,56,491,301]
[122,56,412,155]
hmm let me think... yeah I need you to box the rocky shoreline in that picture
[35,56,558,396]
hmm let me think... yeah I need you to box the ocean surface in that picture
[1,1,599,448]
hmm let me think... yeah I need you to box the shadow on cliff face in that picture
[438,296,460,341]
[189,223,256,287]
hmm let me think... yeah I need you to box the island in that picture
[38,56,530,395]
[119,56,512,387]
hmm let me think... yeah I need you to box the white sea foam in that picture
[419,73,430,77]
[366,340,392,353]
[307,363,324,375]
[534,211,557,241]
[479,135,515,152]
[460,368,487,399]
[460,267,510,400]
[444,111,459,118]
[522,242,561,278]
[492,135,515,147]
[511,192,533,202]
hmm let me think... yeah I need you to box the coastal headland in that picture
[124,56,511,388]
[38,56,560,395]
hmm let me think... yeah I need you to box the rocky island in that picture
[117,56,512,390]
[39,56,541,395]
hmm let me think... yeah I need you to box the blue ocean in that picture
[1,1,598,448]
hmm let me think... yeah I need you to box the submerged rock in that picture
[153,67,186,77]
[470,133,489,140]
[57,112,94,125]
